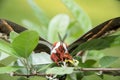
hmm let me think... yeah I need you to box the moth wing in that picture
[68,17,120,53]
[0,19,52,54]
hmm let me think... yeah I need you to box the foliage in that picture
[0,0,120,80]
[12,30,39,58]
[0,66,23,74]
[71,35,120,56]
[46,67,74,75]
[99,56,119,68]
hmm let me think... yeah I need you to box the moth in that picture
[0,17,120,79]
[0,17,120,63]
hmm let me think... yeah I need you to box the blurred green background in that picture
[0,0,120,26]
[0,0,120,80]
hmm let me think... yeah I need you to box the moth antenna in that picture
[62,33,67,42]
[58,32,68,43]
[58,32,63,42]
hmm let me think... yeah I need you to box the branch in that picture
[12,68,120,78]
[76,68,120,76]
[77,68,120,71]
[12,73,51,78]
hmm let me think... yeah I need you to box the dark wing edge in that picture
[35,37,52,54]
[0,19,52,54]
[68,17,120,53]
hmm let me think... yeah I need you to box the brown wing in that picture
[0,19,52,54]
[68,17,120,53]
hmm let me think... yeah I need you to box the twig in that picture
[76,68,120,76]
[76,68,120,71]
[12,68,120,77]
[12,73,51,78]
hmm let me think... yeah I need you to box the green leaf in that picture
[87,50,105,60]
[62,0,92,32]
[28,76,46,80]
[0,52,9,61]
[22,20,47,39]
[46,67,74,75]
[76,72,84,80]
[38,63,55,72]
[82,74,103,80]
[67,73,77,80]
[0,66,22,74]
[71,35,120,56]
[99,56,119,67]
[12,30,39,58]
[0,39,18,57]
[84,59,96,67]
[9,31,19,42]
[0,56,17,65]
[48,14,70,43]
[31,52,53,65]
[0,74,18,80]
[27,0,49,26]
[78,59,96,68]
[108,35,120,47]
[97,74,104,79]
[17,77,29,80]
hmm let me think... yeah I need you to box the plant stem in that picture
[20,58,30,75]
[76,68,120,71]
[12,73,51,77]
[12,67,120,77]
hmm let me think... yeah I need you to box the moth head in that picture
[65,59,79,67]
[52,41,68,53]
[51,42,73,65]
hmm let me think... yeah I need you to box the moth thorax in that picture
[51,42,68,54]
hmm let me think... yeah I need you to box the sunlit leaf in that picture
[62,0,92,32]
[48,14,70,43]
[0,52,9,61]
[0,40,18,57]
[9,31,19,42]
[0,66,22,74]
[46,67,74,75]
[12,30,39,58]
[99,56,119,67]
[31,52,53,65]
